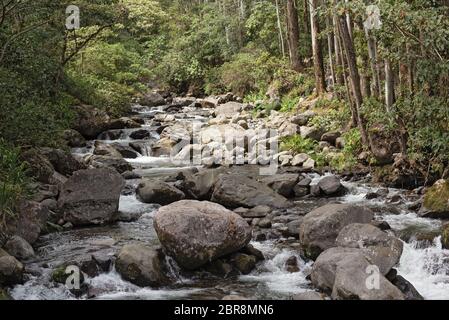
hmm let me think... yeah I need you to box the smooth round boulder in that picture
[154,200,252,270]
[317,175,345,196]
[136,180,185,205]
[115,244,168,287]
[4,236,34,261]
[0,255,24,286]
[299,204,374,259]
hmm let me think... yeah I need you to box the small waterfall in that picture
[398,237,449,300]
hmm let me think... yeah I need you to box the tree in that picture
[309,0,326,94]
[286,0,303,71]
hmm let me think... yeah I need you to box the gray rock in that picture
[317,175,345,196]
[286,218,304,238]
[301,126,325,141]
[292,291,325,300]
[140,92,165,107]
[63,129,86,148]
[215,102,243,117]
[94,141,124,158]
[4,236,34,261]
[154,200,251,269]
[88,155,133,174]
[115,244,168,287]
[335,223,403,275]
[136,180,185,205]
[258,218,272,228]
[291,153,309,166]
[58,168,125,226]
[211,174,291,209]
[40,148,86,176]
[299,204,374,259]
[231,253,257,275]
[321,131,341,145]
[0,254,23,286]
[262,174,300,198]
[311,247,404,300]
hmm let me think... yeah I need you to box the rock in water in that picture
[317,175,345,196]
[0,251,24,286]
[419,179,449,218]
[136,180,185,205]
[58,168,124,226]
[335,223,403,275]
[311,247,404,300]
[299,204,374,259]
[153,200,252,269]
[211,174,291,209]
[115,244,169,287]
[4,236,35,261]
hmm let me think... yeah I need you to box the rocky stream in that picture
[3,93,449,300]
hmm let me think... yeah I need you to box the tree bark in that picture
[385,58,395,111]
[337,12,369,145]
[309,0,326,94]
[286,0,303,71]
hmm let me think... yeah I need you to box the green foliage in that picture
[0,141,31,226]
[308,99,350,131]
[280,96,300,113]
[280,135,318,155]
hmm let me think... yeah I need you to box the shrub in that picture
[0,140,31,226]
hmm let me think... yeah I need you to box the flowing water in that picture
[10,104,449,300]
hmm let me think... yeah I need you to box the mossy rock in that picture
[0,287,11,300]
[441,224,449,249]
[421,179,449,218]
[51,265,84,284]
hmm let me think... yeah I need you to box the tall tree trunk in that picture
[333,14,344,87]
[364,27,381,99]
[309,0,326,94]
[337,12,369,146]
[286,0,303,71]
[326,14,336,87]
[275,0,286,57]
[385,59,395,111]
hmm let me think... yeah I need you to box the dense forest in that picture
[0,0,448,301]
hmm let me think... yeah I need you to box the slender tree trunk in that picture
[337,12,369,145]
[385,59,395,111]
[333,15,344,87]
[326,14,336,87]
[275,0,286,57]
[309,0,326,94]
[286,0,303,71]
[364,27,381,99]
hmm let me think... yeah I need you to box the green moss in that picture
[424,179,449,213]
[441,224,449,249]
[51,266,69,284]
[0,287,11,300]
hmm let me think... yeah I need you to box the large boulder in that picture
[300,126,325,141]
[331,251,404,300]
[261,174,300,198]
[136,180,185,205]
[316,175,345,196]
[419,179,449,219]
[40,148,86,176]
[5,200,49,245]
[63,129,86,148]
[140,92,165,107]
[58,168,125,226]
[88,155,133,174]
[0,252,23,286]
[299,204,374,259]
[311,247,404,300]
[3,236,34,261]
[93,141,123,158]
[153,200,252,269]
[335,223,403,275]
[115,244,169,287]
[176,169,221,200]
[20,148,54,184]
[72,105,111,139]
[215,102,243,117]
[211,174,291,209]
